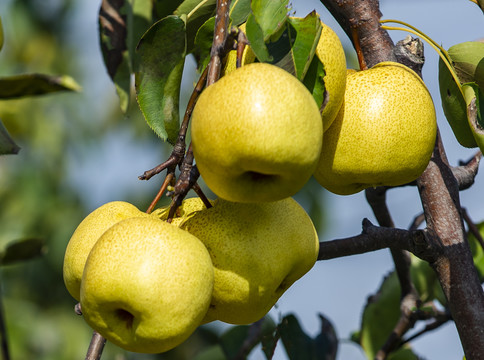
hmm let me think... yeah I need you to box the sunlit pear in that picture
[80,217,214,354]
[314,62,437,195]
[191,62,323,203]
[63,201,149,301]
[180,197,319,325]
[316,21,347,131]
[221,23,255,76]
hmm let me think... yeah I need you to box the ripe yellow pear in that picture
[316,22,347,131]
[63,201,149,301]
[221,23,255,76]
[314,62,437,195]
[80,217,214,354]
[191,62,323,203]
[180,197,319,325]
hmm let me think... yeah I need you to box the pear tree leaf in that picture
[0,238,46,266]
[175,0,216,52]
[245,0,289,63]
[99,0,154,112]
[0,74,80,99]
[409,255,439,303]
[438,57,477,147]
[447,41,484,85]
[154,0,184,20]
[220,316,276,359]
[193,344,226,360]
[229,0,251,26]
[135,15,186,144]
[0,16,4,52]
[467,221,484,281]
[358,272,401,359]
[0,119,20,155]
[193,16,216,72]
[303,55,326,109]
[279,313,337,360]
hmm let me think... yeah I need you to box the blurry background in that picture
[0,0,482,359]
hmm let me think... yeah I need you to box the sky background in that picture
[1,0,481,359]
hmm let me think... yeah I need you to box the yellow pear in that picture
[180,197,319,325]
[191,62,323,203]
[314,62,437,195]
[151,197,211,227]
[63,201,149,301]
[80,217,214,354]
[221,23,255,76]
[316,22,347,131]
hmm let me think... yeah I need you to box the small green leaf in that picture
[193,17,216,71]
[447,41,484,85]
[303,56,326,109]
[0,16,4,52]
[0,238,46,266]
[245,13,271,62]
[410,255,439,303]
[175,0,216,52]
[230,0,251,26]
[193,344,226,360]
[358,272,401,359]
[0,74,81,99]
[220,316,276,359]
[154,0,185,20]
[438,58,477,147]
[0,119,20,155]
[135,16,186,144]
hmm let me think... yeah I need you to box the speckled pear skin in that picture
[316,22,347,131]
[80,217,214,354]
[180,197,319,325]
[63,201,150,301]
[150,197,212,227]
[314,62,437,195]
[191,62,323,203]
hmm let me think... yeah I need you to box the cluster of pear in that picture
[63,197,319,353]
[192,20,437,199]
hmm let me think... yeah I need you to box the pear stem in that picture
[85,331,106,360]
[351,26,368,70]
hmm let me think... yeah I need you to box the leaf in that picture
[154,0,185,19]
[467,221,484,281]
[0,15,4,52]
[220,316,276,359]
[230,0,251,26]
[279,313,337,360]
[358,272,401,359]
[447,41,484,86]
[438,57,477,147]
[175,0,217,52]
[303,55,326,109]
[193,344,226,360]
[135,15,186,144]
[0,119,20,155]
[245,0,289,63]
[0,74,81,99]
[193,17,216,71]
[99,0,154,112]
[0,238,46,266]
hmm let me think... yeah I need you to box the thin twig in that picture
[85,331,106,360]
[452,150,482,191]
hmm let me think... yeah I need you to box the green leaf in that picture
[193,344,226,360]
[0,119,20,155]
[99,0,154,112]
[279,313,337,360]
[303,55,326,109]
[193,17,216,71]
[286,13,322,80]
[175,0,217,52]
[230,0,251,26]
[0,16,4,52]
[467,221,484,281]
[438,57,477,147]
[220,316,276,359]
[135,16,186,144]
[358,272,401,359]
[0,74,81,99]
[447,41,484,86]
[410,255,439,303]
[245,0,289,63]
[0,238,46,266]
[154,0,185,19]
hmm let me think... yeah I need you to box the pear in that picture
[191,62,323,203]
[180,197,319,325]
[314,62,437,195]
[316,21,347,131]
[80,216,214,354]
[151,197,212,227]
[63,201,150,301]
[221,23,255,76]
